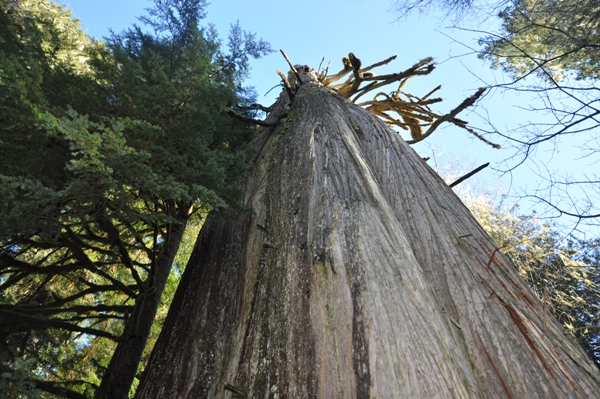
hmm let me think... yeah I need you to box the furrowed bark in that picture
[136,68,600,398]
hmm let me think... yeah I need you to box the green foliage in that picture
[0,358,51,399]
[0,0,271,397]
[467,196,600,367]
[479,0,600,81]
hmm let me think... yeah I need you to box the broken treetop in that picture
[269,51,497,148]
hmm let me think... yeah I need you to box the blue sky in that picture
[61,0,504,157]
[59,0,589,226]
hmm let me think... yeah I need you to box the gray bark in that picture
[135,68,600,398]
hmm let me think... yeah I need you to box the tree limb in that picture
[226,108,276,127]
[449,163,490,187]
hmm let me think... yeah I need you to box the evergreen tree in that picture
[478,0,600,81]
[0,0,270,397]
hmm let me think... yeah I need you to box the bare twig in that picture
[280,49,302,84]
[449,163,490,187]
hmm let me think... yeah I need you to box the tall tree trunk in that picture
[96,215,187,399]
[135,69,600,398]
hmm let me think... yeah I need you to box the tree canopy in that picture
[0,0,270,397]
[479,0,600,82]
[392,0,600,229]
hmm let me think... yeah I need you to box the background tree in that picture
[0,0,270,397]
[570,237,600,364]
[392,0,600,229]
[465,194,600,367]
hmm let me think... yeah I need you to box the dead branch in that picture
[280,49,302,85]
[248,103,273,113]
[322,56,352,86]
[449,163,490,188]
[319,53,500,148]
[277,70,295,101]
[361,55,398,72]
[408,87,487,144]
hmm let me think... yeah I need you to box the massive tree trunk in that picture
[135,68,600,398]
